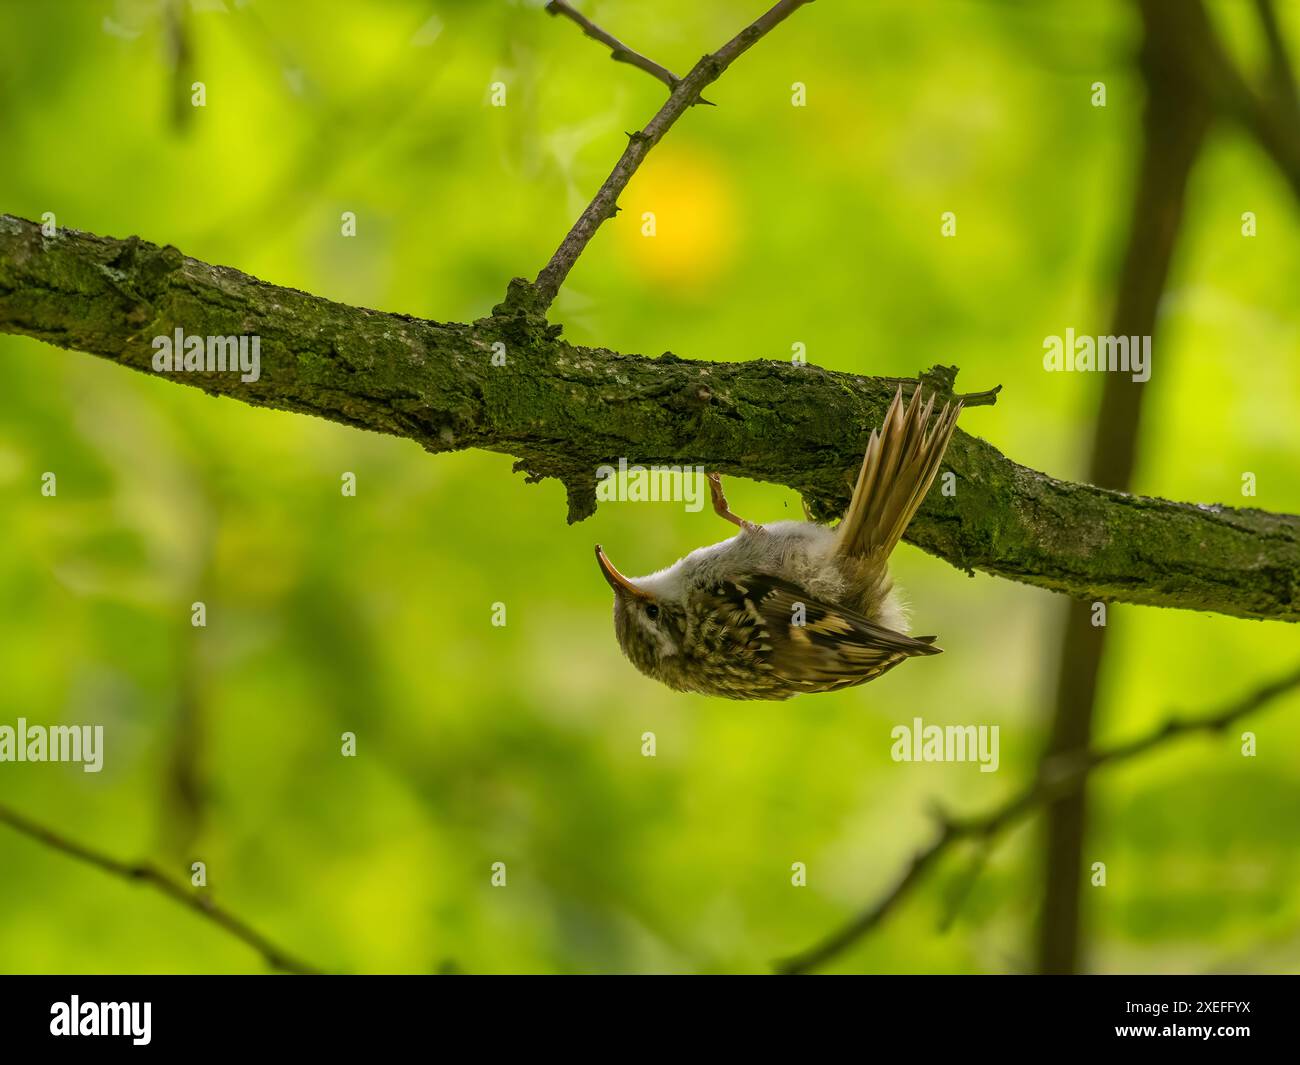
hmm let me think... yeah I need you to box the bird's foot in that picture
[707,473,763,534]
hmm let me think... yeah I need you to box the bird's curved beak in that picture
[594,544,652,601]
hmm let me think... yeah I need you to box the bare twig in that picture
[532,0,815,308]
[938,837,993,933]
[164,0,194,134]
[776,662,1300,974]
[545,0,694,97]
[1253,0,1300,120]
[0,803,322,974]
[1172,0,1300,202]
[876,375,1003,407]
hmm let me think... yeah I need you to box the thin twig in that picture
[938,836,994,933]
[874,376,1002,408]
[954,385,1002,405]
[776,662,1300,974]
[545,0,691,97]
[532,0,815,309]
[1176,0,1300,203]
[0,803,322,974]
[1253,0,1300,118]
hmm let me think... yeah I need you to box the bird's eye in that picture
[644,603,660,621]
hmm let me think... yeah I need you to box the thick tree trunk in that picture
[1037,0,1216,975]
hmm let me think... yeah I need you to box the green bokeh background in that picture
[0,0,1297,974]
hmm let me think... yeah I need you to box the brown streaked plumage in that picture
[596,385,962,700]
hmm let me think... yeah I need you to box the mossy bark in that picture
[2,215,1296,621]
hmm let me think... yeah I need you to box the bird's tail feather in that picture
[834,386,961,563]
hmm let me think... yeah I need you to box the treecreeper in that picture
[596,386,962,699]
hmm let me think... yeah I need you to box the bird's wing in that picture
[696,573,942,694]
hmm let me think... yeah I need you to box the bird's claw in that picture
[707,472,763,533]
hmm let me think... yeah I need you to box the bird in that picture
[594,385,962,700]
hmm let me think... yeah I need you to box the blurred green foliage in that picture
[0,0,1297,974]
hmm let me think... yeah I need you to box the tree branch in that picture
[1,214,1297,620]
[1253,0,1300,118]
[531,0,814,308]
[1171,0,1300,203]
[776,661,1300,974]
[1236,1,1300,201]
[0,802,321,974]
[545,0,690,97]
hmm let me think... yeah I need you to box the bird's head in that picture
[594,544,688,686]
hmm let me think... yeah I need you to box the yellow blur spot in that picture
[615,145,737,290]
